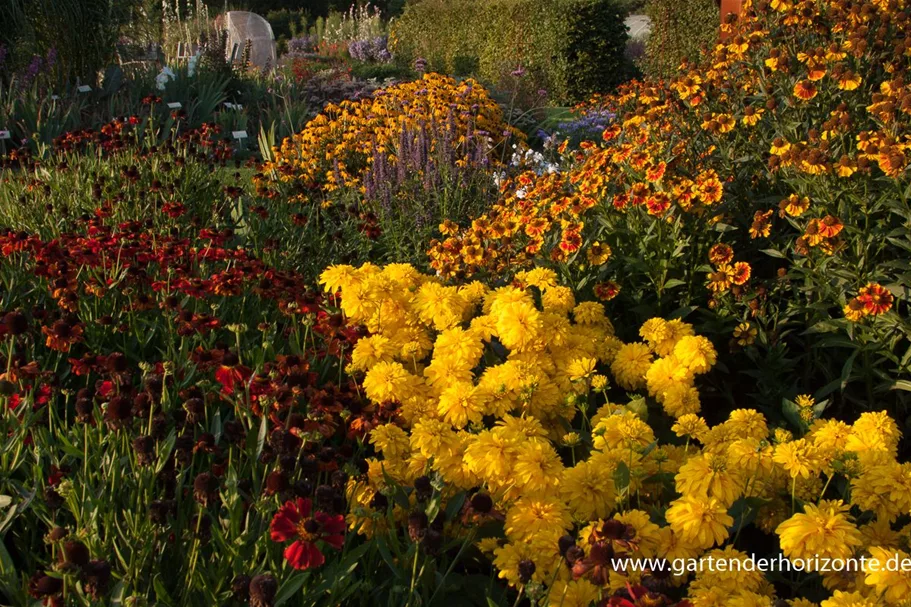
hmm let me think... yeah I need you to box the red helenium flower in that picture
[270,498,344,571]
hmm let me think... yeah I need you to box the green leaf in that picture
[254,415,268,458]
[841,350,859,390]
[445,492,467,521]
[0,539,15,577]
[890,380,911,392]
[375,537,403,579]
[153,575,174,606]
[274,571,310,606]
[760,248,787,259]
[613,462,630,491]
[109,581,126,606]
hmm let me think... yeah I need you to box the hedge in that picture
[643,0,719,78]
[390,0,632,104]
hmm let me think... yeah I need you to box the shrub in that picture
[565,0,639,101]
[643,0,719,78]
[391,0,632,104]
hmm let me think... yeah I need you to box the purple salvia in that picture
[19,55,43,90]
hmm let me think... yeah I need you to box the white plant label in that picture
[232,131,248,140]
[50,95,60,101]
[0,130,10,140]
[77,85,92,93]
[167,102,182,109]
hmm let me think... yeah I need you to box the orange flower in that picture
[749,210,774,239]
[857,283,893,316]
[779,194,810,217]
[793,80,818,100]
[646,162,667,182]
[697,176,723,205]
[646,192,672,216]
[707,264,735,293]
[817,215,844,238]
[837,72,862,91]
[708,243,734,265]
[843,298,866,322]
[42,320,84,353]
[732,262,752,286]
[587,242,612,266]
[594,281,621,301]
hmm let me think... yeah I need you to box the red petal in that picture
[323,534,345,550]
[283,541,308,570]
[270,502,301,542]
[318,513,346,536]
[284,541,324,570]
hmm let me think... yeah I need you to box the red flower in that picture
[214,362,252,395]
[857,282,893,316]
[270,498,345,570]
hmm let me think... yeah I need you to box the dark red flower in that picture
[269,498,344,570]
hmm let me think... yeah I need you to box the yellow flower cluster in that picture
[257,73,523,197]
[322,263,911,606]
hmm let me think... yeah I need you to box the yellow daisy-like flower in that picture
[610,342,653,390]
[864,546,911,603]
[363,361,419,404]
[560,460,616,520]
[546,579,600,607]
[504,497,572,545]
[672,414,709,441]
[773,438,823,479]
[665,495,733,550]
[776,500,863,565]
[673,335,717,374]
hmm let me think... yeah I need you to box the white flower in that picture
[188,52,201,77]
[155,66,176,90]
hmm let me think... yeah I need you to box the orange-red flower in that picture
[793,80,818,100]
[817,215,844,239]
[270,498,345,570]
[42,321,84,353]
[594,281,621,301]
[731,262,752,286]
[708,244,734,265]
[857,283,893,316]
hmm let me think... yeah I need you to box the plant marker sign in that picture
[167,102,183,110]
[232,130,248,141]
[0,129,10,140]
[77,85,92,94]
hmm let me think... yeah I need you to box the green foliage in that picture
[643,0,719,78]
[565,0,640,101]
[347,61,413,81]
[1,0,138,84]
[266,8,311,54]
[392,0,633,104]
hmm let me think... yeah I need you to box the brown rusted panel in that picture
[720,0,743,41]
